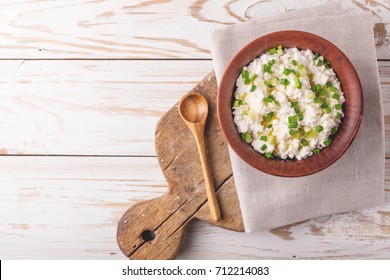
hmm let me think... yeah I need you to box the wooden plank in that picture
[0,59,212,156]
[0,155,388,259]
[1,59,390,156]
[0,156,166,259]
[0,0,388,59]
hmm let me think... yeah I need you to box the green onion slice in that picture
[316,125,324,133]
[301,139,310,146]
[233,99,243,107]
[295,77,302,89]
[323,139,332,146]
[242,69,249,79]
[241,132,252,142]
[268,48,277,55]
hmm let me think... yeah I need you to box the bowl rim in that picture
[217,30,363,177]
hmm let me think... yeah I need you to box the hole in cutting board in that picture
[141,230,155,242]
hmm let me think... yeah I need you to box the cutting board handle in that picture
[117,194,189,260]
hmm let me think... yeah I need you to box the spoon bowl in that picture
[179,94,208,124]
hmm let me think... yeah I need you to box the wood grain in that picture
[0,155,388,259]
[0,0,388,261]
[117,73,243,260]
[1,60,390,157]
[0,0,388,59]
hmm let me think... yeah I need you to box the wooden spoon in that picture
[178,92,221,221]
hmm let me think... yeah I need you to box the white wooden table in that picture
[0,0,389,259]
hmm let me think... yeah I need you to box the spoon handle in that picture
[194,130,221,222]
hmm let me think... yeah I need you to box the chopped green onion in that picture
[267,124,273,128]
[305,130,317,139]
[244,79,251,85]
[311,85,317,92]
[301,139,310,146]
[267,135,275,144]
[313,148,320,154]
[268,59,276,66]
[321,100,328,108]
[261,144,267,151]
[325,61,331,69]
[326,81,333,87]
[265,80,273,87]
[323,139,332,146]
[250,74,258,81]
[314,97,321,104]
[260,135,267,141]
[313,53,320,60]
[288,116,296,124]
[241,132,252,142]
[264,111,274,121]
[325,106,332,114]
[242,69,249,79]
[264,64,273,74]
[298,67,307,76]
[294,108,301,114]
[280,78,290,86]
[289,123,298,129]
[316,125,324,133]
[283,68,293,75]
[331,127,337,135]
[268,48,277,55]
[298,64,305,70]
[263,97,273,103]
[291,101,298,107]
[335,104,342,109]
[329,86,338,93]
[265,152,273,158]
[315,84,322,91]
[308,93,315,99]
[317,59,323,66]
[332,93,340,100]
[320,89,327,96]
[292,59,298,66]
[336,112,342,119]
[233,100,243,107]
[289,129,297,135]
[298,112,304,121]
[268,95,275,100]
[295,77,302,89]
[250,85,256,92]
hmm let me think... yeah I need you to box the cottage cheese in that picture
[233,46,345,160]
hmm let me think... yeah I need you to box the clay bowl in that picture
[217,30,363,177]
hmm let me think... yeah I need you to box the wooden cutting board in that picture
[117,71,244,260]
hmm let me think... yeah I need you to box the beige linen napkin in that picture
[209,4,385,232]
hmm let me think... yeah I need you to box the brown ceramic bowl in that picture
[217,30,363,177]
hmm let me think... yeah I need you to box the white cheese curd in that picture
[233,46,345,160]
